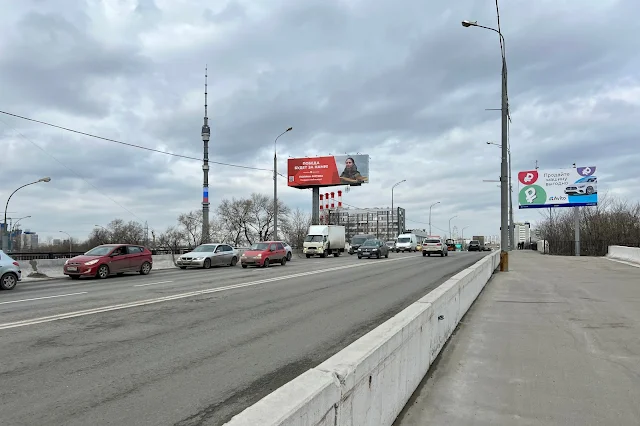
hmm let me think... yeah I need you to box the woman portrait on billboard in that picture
[339,157,368,185]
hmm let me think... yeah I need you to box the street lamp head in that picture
[461,20,477,27]
[286,127,293,132]
[39,177,51,183]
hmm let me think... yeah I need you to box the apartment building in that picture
[324,207,406,241]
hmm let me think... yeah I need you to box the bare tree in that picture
[177,210,203,247]
[245,193,291,242]
[281,208,311,249]
[107,219,145,244]
[217,197,253,246]
[537,193,640,255]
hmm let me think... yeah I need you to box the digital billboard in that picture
[287,154,370,188]
[518,166,598,209]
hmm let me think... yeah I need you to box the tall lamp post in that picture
[3,177,51,251]
[462,19,510,271]
[59,231,72,257]
[487,141,514,250]
[448,215,457,240]
[273,127,293,241]
[391,179,406,239]
[428,201,440,236]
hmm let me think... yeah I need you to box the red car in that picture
[240,241,288,268]
[63,244,153,279]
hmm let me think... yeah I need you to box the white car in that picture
[283,242,293,261]
[0,250,22,290]
[422,238,448,257]
[565,177,597,196]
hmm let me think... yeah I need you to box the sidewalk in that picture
[394,251,640,426]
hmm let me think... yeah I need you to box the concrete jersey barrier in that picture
[224,251,501,426]
[607,245,640,265]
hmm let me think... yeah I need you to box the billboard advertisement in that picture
[518,166,598,209]
[287,154,370,188]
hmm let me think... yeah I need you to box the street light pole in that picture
[273,127,293,241]
[3,177,51,251]
[59,231,72,257]
[10,215,31,252]
[463,19,510,270]
[449,215,457,240]
[428,201,440,236]
[487,141,514,250]
[391,179,406,239]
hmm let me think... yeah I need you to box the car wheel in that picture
[586,186,594,195]
[286,252,292,261]
[306,254,311,258]
[140,261,152,275]
[263,258,270,268]
[70,275,80,280]
[242,264,248,269]
[422,252,426,257]
[0,273,18,290]
[440,252,444,257]
[230,256,238,266]
[179,266,187,270]
[445,251,449,256]
[96,264,110,279]
[203,258,211,269]
[428,253,431,257]
[358,255,363,259]
[385,253,389,258]
[281,257,287,266]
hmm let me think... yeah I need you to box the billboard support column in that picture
[574,207,580,256]
[312,187,320,225]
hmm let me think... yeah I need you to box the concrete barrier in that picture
[224,251,501,426]
[607,245,640,264]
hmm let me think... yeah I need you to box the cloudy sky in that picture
[1,0,638,244]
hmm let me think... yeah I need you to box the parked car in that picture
[357,239,390,259]
[241,241,288,268]
[0,250,21,290]
[467,240,481,251]
[176,243,239,269]
[282,242,293,261]
[422,238,448,257]
[63,244,153,279]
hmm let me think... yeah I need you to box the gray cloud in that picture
[1,0,639,242]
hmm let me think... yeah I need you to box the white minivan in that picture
[395,233,418,252]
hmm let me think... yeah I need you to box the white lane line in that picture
[0,292,89,306]
[134,280,174,287]
[0,257,412,330]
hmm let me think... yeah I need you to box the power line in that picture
[0,110,273,173]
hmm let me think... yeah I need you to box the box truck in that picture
[303,225,346,258]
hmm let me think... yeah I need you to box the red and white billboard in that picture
[287,154,370,188]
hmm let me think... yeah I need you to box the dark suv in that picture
[357,239,390,259]
[349,234,376,255]
[468,240,481,251]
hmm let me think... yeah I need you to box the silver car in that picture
[176,243,239,269]
[0,250,22,290]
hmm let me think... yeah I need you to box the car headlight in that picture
[85,259,99,266]
[64,259,69,265]
[195,257,205,260]
[357,248,362,252]
[256,253,262,258]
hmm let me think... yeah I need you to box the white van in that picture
[395,233,418,252]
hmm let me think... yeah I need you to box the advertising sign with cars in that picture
[287,154,370,188]
[518,166,598,209]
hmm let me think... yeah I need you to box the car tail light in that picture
[436,243,441,246]
[13,261,20,267]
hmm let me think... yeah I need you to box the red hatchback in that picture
[240,241,288,268]
[63,244,153,279]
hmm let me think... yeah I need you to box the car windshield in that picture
[192,245,217,252]
[351,237,368,245]
[425,239,440,243]
[386,241,395,246]
[397,237,410,243]
[304,235,323,243]
[470,240,480,244]
[250,243,270,250]
[85,246,113,256]
[362,240,378,247]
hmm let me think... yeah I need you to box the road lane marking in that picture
[134,280,174,287]
[0,257,414,330]
[0,292,89,306]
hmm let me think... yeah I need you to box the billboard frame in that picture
[517,166,598,210]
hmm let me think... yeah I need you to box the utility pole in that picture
[201,66,211,244]
[273,127,292,241]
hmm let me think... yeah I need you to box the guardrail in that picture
[7,247,252,261]
[225,251,501,426]
[536,240,640,256]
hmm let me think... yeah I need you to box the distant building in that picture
[21,231,39,250]
[52,238,62,246]
[514,222,531,244]
[325,207,406,241]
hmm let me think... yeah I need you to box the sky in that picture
[1,0,638,244]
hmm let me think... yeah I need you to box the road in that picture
[0,251,487,426]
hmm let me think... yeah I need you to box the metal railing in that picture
[7,247,252,261]
[539,240,640,256]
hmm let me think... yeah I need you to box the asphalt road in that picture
[0,251,487,426]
